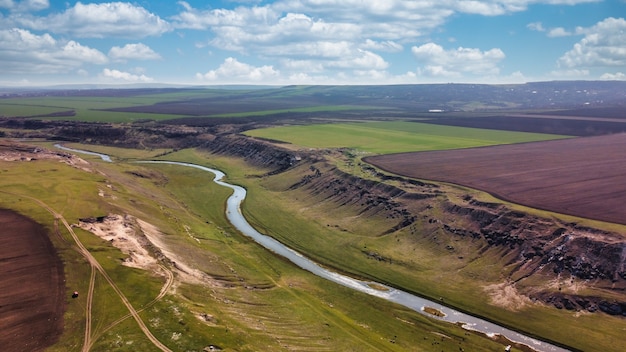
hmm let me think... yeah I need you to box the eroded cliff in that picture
[203,134,626,316]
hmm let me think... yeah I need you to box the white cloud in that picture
[0,0,48,12]
[455,1,509,16]
[1,0,610,84]
[412,42,505,77]
[600,72,626,80]
[173,1,446,46]
[0,28,107,74]
[454,0,600,16]
[360,39,403,52]
[353,69,388,80]
[326,49,389,70]
[21,0,47,11]
[100,68,154,82]
[550,68,590,78]
[173,4,279,30]
[281,59,324,73]
[528,22,574,37]
[15,2,171,38]
[197,11,361,53]
[558,17,626,68]
[547,27,572,37]
[174,1,600,84]
[109,43,161,61]
[527,22,545,32]
[196,57,279,82]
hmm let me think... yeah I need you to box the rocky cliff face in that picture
[444,197,626,315]
[202,134,301,174]
[201,136,626,316]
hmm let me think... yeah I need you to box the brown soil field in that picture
[0,209,65,352]
[365,133,626,225]
[424,114,626,136]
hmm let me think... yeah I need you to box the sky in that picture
[0,0,625,86]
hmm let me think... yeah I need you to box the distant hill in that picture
[2,81,624,116]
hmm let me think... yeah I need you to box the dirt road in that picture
[1,191,173,352]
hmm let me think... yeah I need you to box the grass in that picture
[0,97,183,122]
[2,141,624,351]
[244,121,571,154]
[0,103,70,117]
[138,151,515,351]
[0,143,510,351]
[175,150,625,352]
[211,105,378,117]
[56,142,173,161]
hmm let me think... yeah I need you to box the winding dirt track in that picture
[83,267,96,352]
[94,264,174,344]
[1,191,173,352]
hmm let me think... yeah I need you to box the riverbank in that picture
[140,160,569,352]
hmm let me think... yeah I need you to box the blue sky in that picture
[0,0,625,86]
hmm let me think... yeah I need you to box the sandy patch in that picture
[0,140,93,172]
[136,218,221,288]
[79,214,223,291]
[79,214,160,271]
[483,282,532,311]
[80,213,222,287]
[79,214,225,294]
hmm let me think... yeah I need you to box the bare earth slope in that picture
[0,209,65,352]
[365,133,626,225]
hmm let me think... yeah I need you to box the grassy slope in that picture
[244,121,571,154]
[0,142,510,351]
[147,148,522,351]
[3,140,624,351]
[16,140,621,351]
[177,149,625,352]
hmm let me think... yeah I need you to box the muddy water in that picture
[138,161,570,352]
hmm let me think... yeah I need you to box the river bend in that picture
[139,161,569,352]
[52,145,568,352]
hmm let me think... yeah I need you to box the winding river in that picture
[54,145,569,352]
[140,161,570,352]
[54,144,112,162]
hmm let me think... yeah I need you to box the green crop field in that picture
[212,104,376,117]
[0,96,184,122]
[244,121,571,154]
[0,103,70,117]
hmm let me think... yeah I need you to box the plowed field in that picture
[0,209,65,352]
[365,133,626,225]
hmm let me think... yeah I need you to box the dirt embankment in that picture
[202,134,305,174]
[204,137,626,316]
[0,209,65,352]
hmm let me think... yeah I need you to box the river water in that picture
[54,144,112,162]
[138,161,570,352]
[52,144,569,352]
